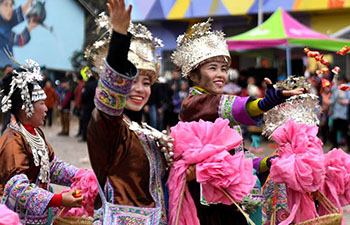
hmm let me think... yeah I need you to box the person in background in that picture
[222,68,242,95]
[79,71,97,142]
[43,80,57,127]
[57,78,71,136]
[166,68,182,127]
[172,80,188,116]
[246,76,264,151]
[319,78,332,144]
[73,75,85,137]
[330,76,350,152]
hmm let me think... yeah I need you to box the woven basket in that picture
[53,208,93,225]
[270,189,342,225]
[294,190,342,225]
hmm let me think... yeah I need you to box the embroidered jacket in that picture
[0,119,78,225]
[87,31,168,224]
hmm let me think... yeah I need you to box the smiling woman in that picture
[125,73,151,111]
[86,1,169,224]
[0,60,87,225]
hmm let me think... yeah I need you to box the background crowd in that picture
[1,62,348,152]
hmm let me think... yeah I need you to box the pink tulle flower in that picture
[197,151,256,204]
[320,148,350,224]
[270,119,325,224]
[61,169,98,217]
[0,205,21,225]
[168,118,255,225]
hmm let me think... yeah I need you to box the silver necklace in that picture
[20,124,50,183]
[123,116,174,166]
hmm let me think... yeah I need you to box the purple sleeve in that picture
[1,174,54,216]
[253,157,263,173]
[50,157,79,186]
[218,95,262,126]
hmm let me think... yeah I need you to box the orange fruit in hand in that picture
[73,189,82,198]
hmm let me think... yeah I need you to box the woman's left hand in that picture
[264,77,305,97]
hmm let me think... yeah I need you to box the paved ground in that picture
[43,117,350,223]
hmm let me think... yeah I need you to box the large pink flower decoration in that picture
[168,118,247,225]
[61,169,98,217]
[197,151,256,204]
[170,118,242,161]
[270,119,325,224]
[320,148,350,224]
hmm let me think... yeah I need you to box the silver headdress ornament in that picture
[1,55,46,118]
[171,18,231,77]
[84,12,163,83]
[262,76,320,138]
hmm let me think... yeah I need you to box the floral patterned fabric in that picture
[50,156,78,186]
[1,174,53,225]
[94,60,137,116]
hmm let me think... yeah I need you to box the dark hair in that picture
[1,72,33,117]
[188,68,201,87]
[2,64,12,71]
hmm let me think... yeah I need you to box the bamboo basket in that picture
[53,208,93,225]
[270,189,342,225]
[295,191,342,225]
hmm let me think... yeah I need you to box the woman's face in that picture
[190,61,228,94]
[27,101,48,127]
[125,74,151,111]
[0,0,13,21]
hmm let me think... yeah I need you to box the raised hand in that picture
[107,0,132,35]
[264,77,305,97]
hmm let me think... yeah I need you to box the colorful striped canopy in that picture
[226,8,350,52]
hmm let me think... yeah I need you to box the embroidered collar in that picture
[189,86,210,96]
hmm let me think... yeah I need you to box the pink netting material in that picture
[269,119,326,224]
[0,205,21,225]
[167,118,256,225]
[61,169,98,217]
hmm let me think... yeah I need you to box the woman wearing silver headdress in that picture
[0,61,84,225]
[170,19,304,225]
[86,0,169,224]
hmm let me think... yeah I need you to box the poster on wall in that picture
[0,0,84,70]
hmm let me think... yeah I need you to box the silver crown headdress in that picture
[84,12,163,84]
[1,57,46,118]
[262,76,320,138]
[171,18,231,77]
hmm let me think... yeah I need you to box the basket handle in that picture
[270,183,278,225]
[175,176,187,225]
[56,207,66,218]
[313,190,340,214]
[220,188,256,225]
